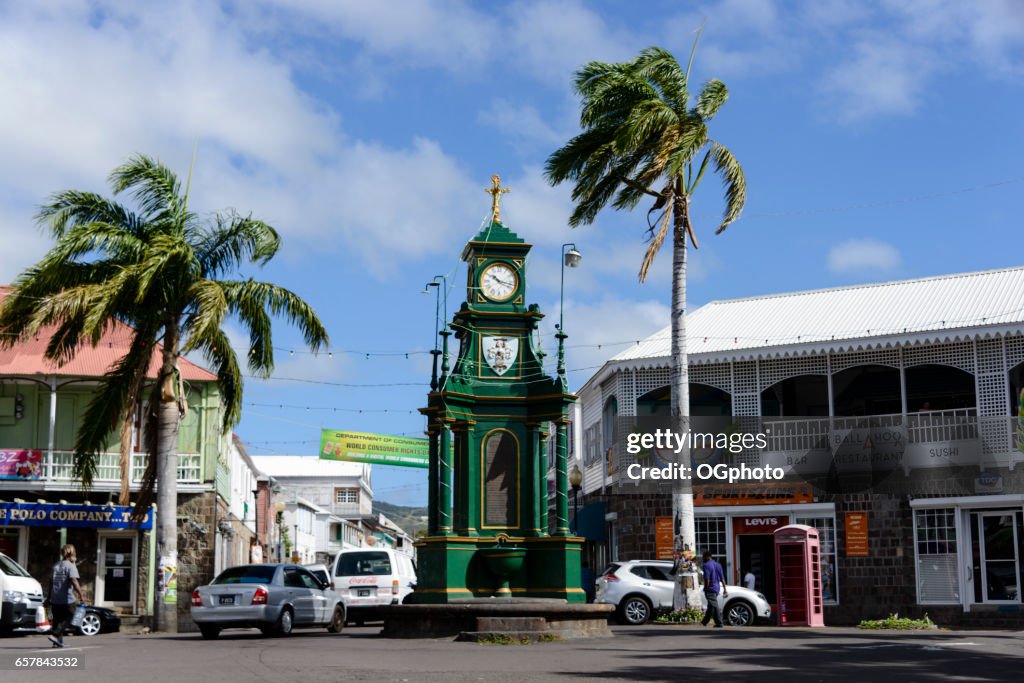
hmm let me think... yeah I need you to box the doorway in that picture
[737,534,776,603]
[970,510,1021,604]
[97,533,137,610]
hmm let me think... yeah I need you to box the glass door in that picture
[976,512,1021,604]
[97,534,137,609]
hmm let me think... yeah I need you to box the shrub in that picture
[857,613,936,630]
[655,609,704,624]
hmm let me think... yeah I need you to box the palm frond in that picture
[631,47,689,114]
[196,212,281,276]
[36,191,141,239]
[696,79,729,120]
[710,142,747,233]
[639,193,674,282]
[108,154,184,224]
[188,327,243,429]
[221,280,329,374]
[71,322,158,487]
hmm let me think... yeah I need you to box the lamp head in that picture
[564,247,582,268]
[568,463,583,490]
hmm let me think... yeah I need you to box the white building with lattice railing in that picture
[571,265,1024,626]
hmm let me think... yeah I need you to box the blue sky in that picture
[1,1,1022,506]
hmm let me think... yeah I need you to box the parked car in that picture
[330,548,416,624]
[0,552,45,633]
[595,559,772,626]
[74,605,121,636]
[304,564,334,590]
[190,563,346,639]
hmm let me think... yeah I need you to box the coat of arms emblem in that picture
[482,336,518,376]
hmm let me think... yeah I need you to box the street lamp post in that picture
[558,244,582,377]
[569,464,583,535]
[423,275,447,391]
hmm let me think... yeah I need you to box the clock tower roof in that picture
[461,219,530,261]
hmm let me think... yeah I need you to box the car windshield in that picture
[335,551,391,576]
[0,553,31,578]
[212,565,277,585]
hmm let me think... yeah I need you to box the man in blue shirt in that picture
[700,551,728,628]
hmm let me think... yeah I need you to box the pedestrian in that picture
[700,551,728,628]
[743,567,756,591]
[580,561,596,603]
[45,544,83,648]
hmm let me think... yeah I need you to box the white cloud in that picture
[0,1,492,278]
[478,100,564,150]
[827,238,902,274]
[820,36,934,121]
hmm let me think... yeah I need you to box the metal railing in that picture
[45,450,203,485]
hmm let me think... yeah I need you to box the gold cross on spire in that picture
[485,174,510,222]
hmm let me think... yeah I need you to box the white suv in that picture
[595,559,772,626]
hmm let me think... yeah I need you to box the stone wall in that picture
[175,491,219,632]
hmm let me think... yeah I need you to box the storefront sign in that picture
[975,471,1004,494]
[319,430,428,468]
[695,482,814,506]
[655,516,674,560]
[0,502,153,529]
[0,449,42,480]
[733,515,789,534]
[845,512,869,557]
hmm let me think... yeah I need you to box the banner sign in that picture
[320,430,429,469]
[0,449,42,480]
[695,482,814,506]
[0,502,153,529]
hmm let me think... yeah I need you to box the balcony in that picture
[331,502,363,517]
[37,450,203,486]
[763,409,980,453]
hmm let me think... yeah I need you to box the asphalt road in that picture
[1,623,1020,682]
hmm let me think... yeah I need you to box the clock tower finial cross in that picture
[485,174,510,222]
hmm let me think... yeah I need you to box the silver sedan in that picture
[190,564,346,639]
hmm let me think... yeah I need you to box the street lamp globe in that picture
[568,463,583,491]
[564,247,582,268]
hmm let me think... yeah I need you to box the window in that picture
[696,517,727,562]
[335,551,392,577]
[335,488,359,505]
[213,565,277,584]
[283,569,306,588]
[914,508,959,604]
[584,424,601,467]
[645,565,673,582]
[796,516,839,604]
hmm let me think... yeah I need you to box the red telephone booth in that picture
[773,524,825,627]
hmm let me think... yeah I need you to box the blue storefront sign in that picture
[0,502,153,530]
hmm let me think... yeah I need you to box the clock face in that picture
[480,262,518,301]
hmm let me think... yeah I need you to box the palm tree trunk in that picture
[155,326,181,633]
[671,193,701,610]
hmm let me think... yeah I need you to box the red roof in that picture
[0,287,217,381]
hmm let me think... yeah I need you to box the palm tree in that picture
[545,41,745,608]
[0,154,329,631]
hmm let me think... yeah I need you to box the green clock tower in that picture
[413,175,584,604]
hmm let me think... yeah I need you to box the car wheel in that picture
[619,596,652,625]
[78,612,102,637]
[199,625,220,640]
[326,605,345,633]
[725,599,755,626]
[274,607,293,636]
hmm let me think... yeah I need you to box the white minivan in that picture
[331,548,416,624]
[0,552,45,633]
